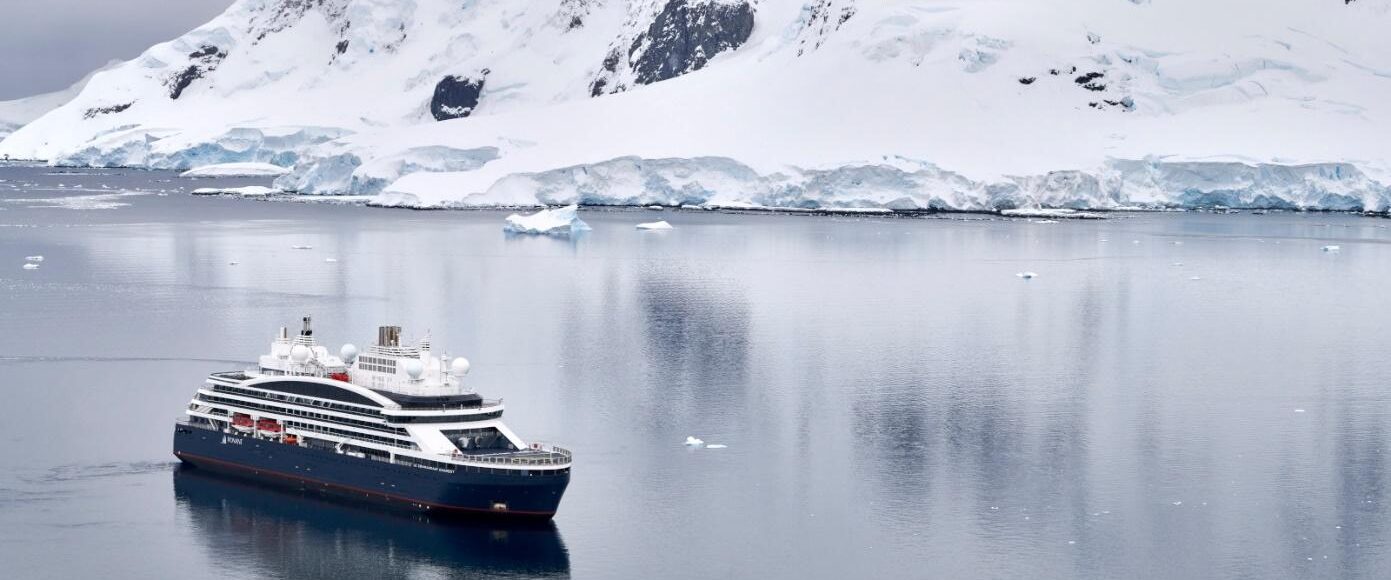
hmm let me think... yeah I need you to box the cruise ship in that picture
[172,318,571,519]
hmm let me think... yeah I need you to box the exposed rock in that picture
[591,0,755,95]
[168,45,227,100]
[798,0,856,56]
[83,102,133,119]
[430,72,488,121]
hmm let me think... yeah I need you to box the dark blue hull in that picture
[172,424,569,519]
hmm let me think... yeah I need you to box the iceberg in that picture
[503,204,591,236]
[21,263,39,270]
[684,436,705,447]
[181,162,290,178]
[636,220,674,230]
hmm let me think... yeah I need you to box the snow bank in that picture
[502,204,591,236]
[181,162,290,177]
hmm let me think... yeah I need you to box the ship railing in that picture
[175,417,221,432]
[446,444,573,467]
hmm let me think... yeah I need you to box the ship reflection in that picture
[173,466,570,579]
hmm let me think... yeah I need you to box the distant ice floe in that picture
[503,204,591,236]
[1321,245,1341,252]
[1016,271,1038,279]
[25,255,43,262]
[192,185,278,197]
[21,263,39,270]
[636,220,674,230]
[705,444,728,449]
[180,162,290,178]
[324,257,338,263]
[684,436,704,447]
[291,245,313,250]
[1003,208,1103,220]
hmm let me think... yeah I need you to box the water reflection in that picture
[174,467,570,579]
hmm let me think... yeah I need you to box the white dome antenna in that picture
[403,358,424,380]
[340,343,358,363]
[450,357,471,377]
[290,344,311,363]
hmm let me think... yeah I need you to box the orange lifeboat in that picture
[255,418,283,435]
[284,434,299,446]
[329,371,350,382]
[231,413,254,432]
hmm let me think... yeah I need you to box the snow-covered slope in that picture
[0,60,120,141]
[4,0,1391,211]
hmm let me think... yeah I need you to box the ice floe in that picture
[684,436,704,447]
[503,204,591,236]
[636,220,673,230]
[180,162,290,178]
[705,444,728,449]
[192,185,278,197]
[1016,272,1038,279]
[21,263,39,270]
[25,255,43,262]
[1321,245,1341,252]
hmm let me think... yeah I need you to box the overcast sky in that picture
[0,0,234,100]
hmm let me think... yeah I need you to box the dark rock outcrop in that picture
[168,45,227,100]
[430,72,488,121]
[83,102,133,119]
[631,0,755,85]
[591,0,755,96]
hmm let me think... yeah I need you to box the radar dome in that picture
[290,344,311,363]
[403,358,424,380]
[340,343,358,363]
[450,357,471,376]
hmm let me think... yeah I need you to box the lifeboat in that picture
[329,371,350,382]
[231,413,254,432]
[284,434,299,446]
[255,417,283,435]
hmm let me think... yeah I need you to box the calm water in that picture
[3,164,1391,579]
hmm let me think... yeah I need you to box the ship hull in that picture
[173,424,569,519]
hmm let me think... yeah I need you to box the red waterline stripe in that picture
[174,451,556,517]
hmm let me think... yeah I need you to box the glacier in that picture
[1,0,1389,213]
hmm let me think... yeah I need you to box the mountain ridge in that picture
[3,0,1390,211]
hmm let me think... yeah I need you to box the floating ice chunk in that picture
[1172,501,1183,506]
[324,257,338,263]
[684,436,704,447]
[25,255,43,262]
[291,245,313,250]
[228,261,239,265]
[1294,409,1306,413]
[1016,272,1038,279]
[636,220,674,230]
[180,162,290,178]
[21,263,39,270]
[1190,276,1202,281]
[191,185,279,197]
[706,444,728,449]
[1033,219,1059,224]
[504,204,591,236]
[1321,245,1341,252]
[1172,262,1184,266]
[647,205,665,211]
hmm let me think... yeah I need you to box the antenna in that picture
[301,316,313,336]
